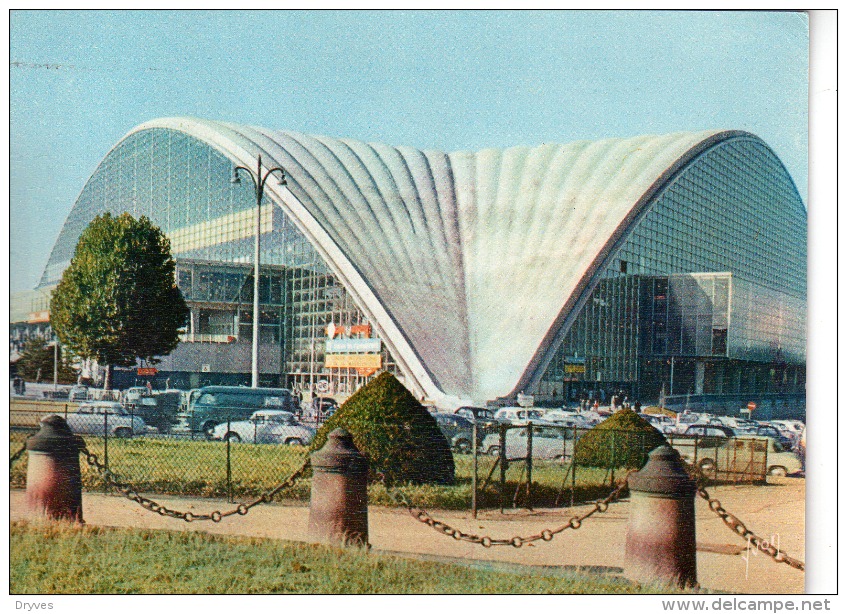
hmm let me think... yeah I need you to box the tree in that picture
[15,338,77,384]
[311,372,455,485]
[50,213,189,389]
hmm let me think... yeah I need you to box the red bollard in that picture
[308,428,368,547]
[25,415,85,522]
[624,445,698,588]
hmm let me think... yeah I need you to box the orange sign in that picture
[747,402,757,411]
[137,368,158,376]
[356,367,377,376]
[27,310,50,323]
[350,324,372,336]
[325,354,382,369]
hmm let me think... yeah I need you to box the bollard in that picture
[624,445,697,588]
[25,415,85,522]
[308,428,369,547]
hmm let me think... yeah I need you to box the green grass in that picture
[10,520,688,594]
[10,431,625,510]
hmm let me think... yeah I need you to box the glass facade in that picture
[536,135,806,403]
[41,128,400,395]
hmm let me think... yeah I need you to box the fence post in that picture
[226,416,233,503]
[610,430,617,486]
[624,445,697,588]
[499,424,507,514]
[25,415,84,522]
[308,428,368,547]
[571,425,577,508]
[525,422,533,509]
[471,421,478,519]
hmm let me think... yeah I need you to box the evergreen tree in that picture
[49,213,189,389]
[15,338,77,384]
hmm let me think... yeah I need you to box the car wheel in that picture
[487,446,500,456]
[224,432,241,443]
[202,422,218,440]
[285,438,304,446]
[114,427,133,439]
[455,439,471,454]
[769,465,788,477]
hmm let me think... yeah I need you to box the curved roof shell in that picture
[44,118,802,406]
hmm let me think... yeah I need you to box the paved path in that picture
[10,478,805,594]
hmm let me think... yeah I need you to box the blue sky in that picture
[9,10,809,292]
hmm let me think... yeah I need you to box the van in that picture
[180,386,300,436]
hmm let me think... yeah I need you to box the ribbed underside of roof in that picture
[68,118,746,405]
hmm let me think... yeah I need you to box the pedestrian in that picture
[634,399,642,412]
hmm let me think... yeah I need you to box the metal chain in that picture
[696,480,805,571]
[80,443,311,522]
[379,470,634,548]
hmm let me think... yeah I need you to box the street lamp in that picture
[231,155,286,388]
[47,339,59,392]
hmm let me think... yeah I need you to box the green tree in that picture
[15,338,77,384]
[49,213,189,389]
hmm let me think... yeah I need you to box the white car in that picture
[543,410,589,428]
[66,401,146,438]
[482,425,573,460]
[639,413,677,434]
[494,407,547,425]
[696,436,803,477]
[211,410,315,445]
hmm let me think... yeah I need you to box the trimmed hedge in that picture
[310,373,455,485]
[574,409,667,469]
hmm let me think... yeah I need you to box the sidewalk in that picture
[10,478,805,594]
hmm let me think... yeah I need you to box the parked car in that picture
[66,401,146,438]
[68,385,89,401]
[749,424,794,450]
[670,424,736,467]
[671,412,711,434]
[639,413,676,434]
[210,410,315,445]
[123,387,149,405]
[481,425,572,460]
[127,391,183,433]
[695,436,803,477]
[453,406,499,435]
[543,410,589,429]
[433,413,475,453]
[493,407,546,425]
[177,386,301,436]
[310,396,338,420]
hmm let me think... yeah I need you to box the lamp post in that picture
[231,155,286,388]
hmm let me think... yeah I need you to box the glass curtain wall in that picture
[536,135,806,404]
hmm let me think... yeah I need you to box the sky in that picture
[8,10,810,293]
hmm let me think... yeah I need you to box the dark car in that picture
[453,406,499,436]
[311,397,339,420]
[433,413,475,454]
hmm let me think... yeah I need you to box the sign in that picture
[137,368,158,376]
[356,367,377,376]
[350,324,372,336]
[27,310,50,323]
[201,364,211,373]
[326,338,382,354]
[564,364,586,374]
[326,322,340,338]
[316,379,330,393]
[325,354,382,369]
[747,402,757,411]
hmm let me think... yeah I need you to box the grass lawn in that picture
[10,520,685,594]
[11,431,625,510]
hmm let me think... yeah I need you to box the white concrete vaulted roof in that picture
[115,119,746,406]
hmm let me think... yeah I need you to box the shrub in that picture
[574,409,667,469]
[310,373,455,485]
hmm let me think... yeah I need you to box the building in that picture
[26,117,806,408]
